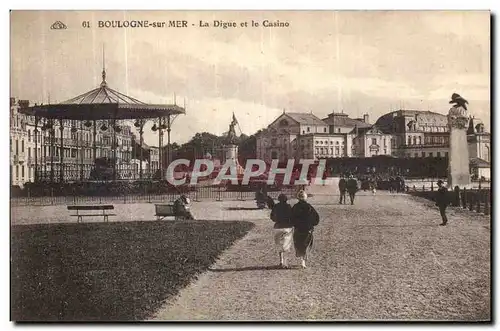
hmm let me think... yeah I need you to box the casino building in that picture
[256,108,490,178]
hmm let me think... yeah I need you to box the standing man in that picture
[346,175,358,205]
[435,180,449,226]
[338,174,347,204]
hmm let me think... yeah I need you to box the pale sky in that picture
[10,10,490,145]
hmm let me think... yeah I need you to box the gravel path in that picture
[151,191,490,321]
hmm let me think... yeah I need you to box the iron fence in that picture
[10,184,300,207]
[410,187,491,216]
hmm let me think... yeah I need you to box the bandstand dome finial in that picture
[101,45,107,87]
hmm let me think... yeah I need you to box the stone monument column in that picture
[447,94,471,188]
[223,144,238,163]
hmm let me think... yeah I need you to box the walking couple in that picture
[270,190,320,269]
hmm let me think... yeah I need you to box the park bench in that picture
[154,204,178,221]
[67,205,116,223]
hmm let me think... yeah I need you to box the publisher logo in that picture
[50,21,67,30]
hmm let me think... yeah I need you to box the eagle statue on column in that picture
[449,93,469,110]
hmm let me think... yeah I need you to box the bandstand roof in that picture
[20,69,185,121]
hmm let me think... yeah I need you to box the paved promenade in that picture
[151,191,490,321]
[10,189,490,321]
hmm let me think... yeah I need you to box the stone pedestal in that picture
[447,106,471,188]
[223,144,238,163]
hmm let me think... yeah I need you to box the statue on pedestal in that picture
[448,93,470,130]
[447,93,471,188]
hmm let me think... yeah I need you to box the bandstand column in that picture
[59,119,64,183]
[93,120,97,163]
[158,117,164,179]
[80,121,84,181]
[112,119,117,181]
[49,120,55,184]
[139,121,144,180]
[166,115,171,175]
[34,116,39,183]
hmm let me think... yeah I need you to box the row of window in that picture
[370,138,388,146]
[410,151,449,158]
[10,137,132,154]
[315,147,345,156]
[407,136,422,145]
[301,127,328,134]
[314,140,344,146]
[11,165,30,180]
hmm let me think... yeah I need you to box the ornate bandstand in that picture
[20,66,185,184]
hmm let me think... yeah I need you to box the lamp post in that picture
[34,116,39,183]
[134,119,146,180]
[59,119,64,183]
[151,117,167,180]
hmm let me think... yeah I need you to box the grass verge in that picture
[11,220,254,321]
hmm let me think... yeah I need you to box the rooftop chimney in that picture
[363,114,369,124]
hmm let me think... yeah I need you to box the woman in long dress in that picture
[291,190,320,269]
[270,194,293,268]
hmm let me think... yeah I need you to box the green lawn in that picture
[11,220,254,321]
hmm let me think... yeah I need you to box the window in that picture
[384,149,387,154]
[21,140,24,153]
[407,136,411,145]
[337,128,341,133]
[28,147,31,158]
[15,165,19,179]
[422,152,426,157]
[412,136,417,145]
[383,138,386,146]
[324,127,327,133]
[315,148,319,154]
[335,146,339,156]
[10,139,12,152]
[437,152,441,157]
[418,136,422,145]
[21,166,24,178]
[330,147,333,155]
[15,140,18,154]
[307,127,310,132]
[336,141,339,145]
[28,130,31,142]
[414,153,418,158]
[429,152,433,157]
[372,138,377,145]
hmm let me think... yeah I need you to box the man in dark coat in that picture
[291,190,319,269]
[435,180,449,226]
[338,175,347,204]
[346,175,358,205]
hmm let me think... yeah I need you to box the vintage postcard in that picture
[9,10,491,322]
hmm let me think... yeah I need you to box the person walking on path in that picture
[291,190,320,269]
[270,194,294,268]
[338,175,347,204]
[346,175,358,205]
[435,180,449,226]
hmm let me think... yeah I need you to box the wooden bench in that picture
[67,205,116,223]
[154,204,178,221]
